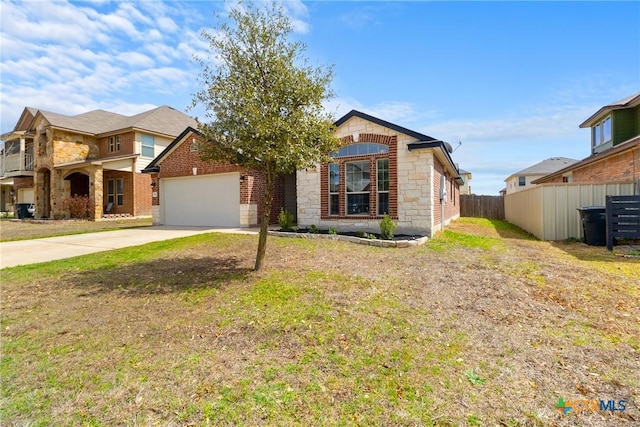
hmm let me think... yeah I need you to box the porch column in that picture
[90,166,103,219]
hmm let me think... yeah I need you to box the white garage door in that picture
[162,173,240,227]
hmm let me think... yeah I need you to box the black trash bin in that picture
[577,206,606,246]
[15,203,34,219]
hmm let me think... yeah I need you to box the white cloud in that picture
[0,0,212,132]
[156,16,179,33]
[116,52,156,68]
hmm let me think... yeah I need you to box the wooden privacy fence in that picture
[606,195,640,250]
[460,195,505,220]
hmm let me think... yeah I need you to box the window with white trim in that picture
[346,160,370,215]
[141,134,155,157]
[108,135,121,152]
[518,176,526,187]
[108,178,124,206]
[116,178,124,206]
[592,115,612,147]
[107,179,115,205]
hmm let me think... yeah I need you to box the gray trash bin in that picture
[577,206,606,246]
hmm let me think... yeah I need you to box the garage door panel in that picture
[162,173,240,227]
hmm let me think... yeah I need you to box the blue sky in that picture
[1,1,638,194]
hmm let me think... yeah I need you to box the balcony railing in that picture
[0,153,34,176]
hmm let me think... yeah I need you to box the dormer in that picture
[580,93,640,155]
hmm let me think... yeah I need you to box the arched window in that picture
[331,143,388,158]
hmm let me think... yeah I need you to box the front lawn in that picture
[1,218,638,426]
[0,217,152,242]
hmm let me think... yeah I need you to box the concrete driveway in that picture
[0,226,258,269]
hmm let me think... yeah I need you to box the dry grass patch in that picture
[1,219,638,426]
[0,217,152,242]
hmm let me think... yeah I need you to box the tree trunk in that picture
[254,168,275,271]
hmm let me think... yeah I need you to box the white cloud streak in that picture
[0,0,215,132]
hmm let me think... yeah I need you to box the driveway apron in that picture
[0,226,258,269]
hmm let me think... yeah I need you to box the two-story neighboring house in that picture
[533,93,640,187]
[458,169,472,195]
[0,106,196,219]
[504,157,579,194]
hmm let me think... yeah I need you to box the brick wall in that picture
[99,131,136,158]
[572,147,639,183]
[13,177,33,193]
[433,158,461,229]
[103,170,133,215]
[158,135,244,179]
[319,133,398,220]
[155,131,284,224]
[133,172,152,216]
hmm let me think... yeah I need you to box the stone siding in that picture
[297,116,441,236]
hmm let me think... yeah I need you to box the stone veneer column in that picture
[296,166,321,226]
[91,167,103,219]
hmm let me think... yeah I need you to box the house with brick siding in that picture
[142,127,289,227]
[0,105,196,219]
[532,93,640,189]
[145,110,462,237]
[297,110,462,236]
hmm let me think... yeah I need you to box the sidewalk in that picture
[0,226,259,269]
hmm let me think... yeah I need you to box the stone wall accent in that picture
[397,148,434,234]
[297,115,439,235]
[52,130,99,165]
[296,166,321,225]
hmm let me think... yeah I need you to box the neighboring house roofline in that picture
[504,157,580,182]
[579,93,640,128]
[335,110,439,143]
[142,126,201,173]
[6,105,196,139]
[532,135,640,184]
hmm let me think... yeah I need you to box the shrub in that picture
[328,228,337,235]
[62,195,92,219]
[355,231,365,238]
[379,214,397,240]
[309,224,319,234]
[278,208,295,231]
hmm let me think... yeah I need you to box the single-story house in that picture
[143,110,463,237]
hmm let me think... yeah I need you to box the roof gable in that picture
[580,93,640,128]
[335,110,438,142]
[142,126,201,173]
